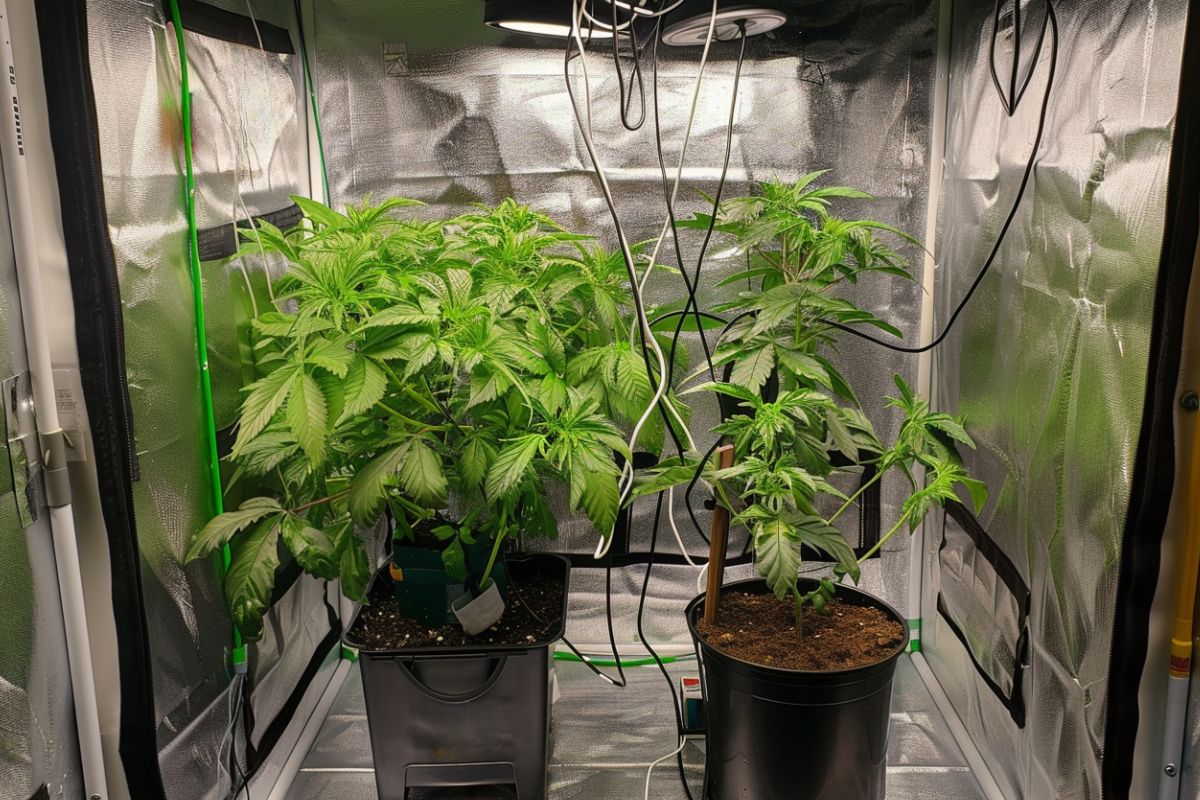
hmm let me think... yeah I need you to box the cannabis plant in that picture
[186,196,685,640]
[636,173,986,628]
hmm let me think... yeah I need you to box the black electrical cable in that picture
[556,552,630,687]
[825,2,1058,355]
[611,0,651,130]
[648,309,728,330]
[657,23,749,546]
[651,31,718,382]
[631,22,749,800]
[637,490,698,800]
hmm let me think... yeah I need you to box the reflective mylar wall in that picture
[924,0,1188,797]
[311,0,938,643]
[85,1,334,797]
[0,106,83,800]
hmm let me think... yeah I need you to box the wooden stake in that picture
[703,444,736,625]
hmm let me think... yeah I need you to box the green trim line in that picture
[294,4,330,203]
[553,651,693,668]
[167,0,246,670]
[907,618,922,653]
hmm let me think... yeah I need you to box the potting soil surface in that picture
[697,591,906,670]
[349,574,565,650]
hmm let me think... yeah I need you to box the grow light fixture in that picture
[661,2,787,46]
[484,0,620,39]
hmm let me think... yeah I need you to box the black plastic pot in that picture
[686,577,906,800]
[344,553,570,800]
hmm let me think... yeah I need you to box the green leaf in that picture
[960,476,989,514]
[234,429,300,476]
[613,346,652,402]
[538,372,569,414]
[754,518,802,599]
[485,434,545,501]
[792,514,859,583]
[825,407,858,459]
[460,437,496,488]
[286,372,328,464]
[225,517,282,641]
[349,443,408,524]
[291,195,349,230]
[441,538,467,582]
[234,364,300,453]
[574,467,620,537]
[340,356,388,421]
[306,336,354,377]
[629,460,702,501]
[334,524,371,601]
[187,497,284,562]
[280,514,338,580]
[252,312,333,338]
[729,344,776,394]
[397,439,448,506]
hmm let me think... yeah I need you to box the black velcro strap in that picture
[197,203,303,263]
[166,0,294,54]
[936,501,1030,727]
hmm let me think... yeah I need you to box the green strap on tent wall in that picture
[294,0,330,203]
[166,0,247,670]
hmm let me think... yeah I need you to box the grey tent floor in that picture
[285,654,983,799]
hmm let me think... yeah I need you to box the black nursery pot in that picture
[344,553,570,800]
[686,578,906,800]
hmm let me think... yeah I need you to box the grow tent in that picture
[0,0,1198,798]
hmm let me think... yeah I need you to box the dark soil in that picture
[349,573,565,651]
[698,591,905,671]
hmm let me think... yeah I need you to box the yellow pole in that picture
[1169,404,1200,679]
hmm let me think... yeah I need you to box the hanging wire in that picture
[823,1,1060,354]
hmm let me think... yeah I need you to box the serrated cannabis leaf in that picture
[225,517,282,642]
[397,439,448,506]
[755,519,803,600]
[486,434,545,501]
[286,371,328,464]
[340,356,388,421]
[187,497,283,562]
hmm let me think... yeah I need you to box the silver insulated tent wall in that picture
[0,0,1194,799]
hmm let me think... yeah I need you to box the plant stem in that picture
[794,591,804,643]
[827,469,885,526]
[290,489,351,515]
[480,509,508,590]
[856,514,908,564]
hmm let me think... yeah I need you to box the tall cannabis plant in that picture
[187,197,686,640]
[636,172,986,626]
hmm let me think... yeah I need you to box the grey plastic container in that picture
[344,554,570,800]
[687,577,906,800]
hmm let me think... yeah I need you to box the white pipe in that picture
[910,652,1007,799]
[0,4,108,798]
[1158,672,1189,800]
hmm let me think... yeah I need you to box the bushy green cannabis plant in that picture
[635,172,987,632]
[187,196,688,640]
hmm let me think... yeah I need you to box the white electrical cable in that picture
[581,0,690,32]
[645,736,689,800]
[567,0,705,560]
[611,0,719,492]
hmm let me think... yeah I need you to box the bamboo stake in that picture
[703,444,736,625]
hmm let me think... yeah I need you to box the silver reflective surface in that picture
[924,0,1188,797]
[312,0,938,636]
[287,655,984,799]
[86,1,325,797]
